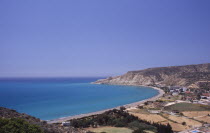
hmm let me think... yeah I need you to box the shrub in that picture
[120,106,126,111]
[128,121,156,132]
[113,119,126,127]
[132,128,145,133]
[182,122,186,125]
[128,121,141,130]
[0,118,44,133]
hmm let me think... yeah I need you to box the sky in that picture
[0,0,210,77]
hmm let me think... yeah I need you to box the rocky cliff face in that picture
[94,63,210,88]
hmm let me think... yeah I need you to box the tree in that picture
[180,113,184,116]
[182,122,186,125]
[197,94,201,100]
[120,106,126,112]
[0,118,44,133]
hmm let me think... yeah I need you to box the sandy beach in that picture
[47,86,165,124]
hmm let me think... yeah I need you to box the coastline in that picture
[47,85,165,124]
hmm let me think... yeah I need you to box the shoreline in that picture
[47,85,165,124]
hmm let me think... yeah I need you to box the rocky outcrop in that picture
[94,63,210,88]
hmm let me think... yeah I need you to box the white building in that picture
[62,121,70,126]
[148,110,161,114]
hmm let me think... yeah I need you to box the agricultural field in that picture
[196,116,210,123]
[130,112,167,123]
[167,114,202,127]
[159,95,183,102]
[127,108,150,114]
[183,111,210,123]
[129,111,187,132]
[164,103,210,111]
[183,111,210,118]
[160,121,187,132]
[128,107,208,132]
[87,126,133,133]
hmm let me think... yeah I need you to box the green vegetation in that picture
[128,121,156,132]
[182,122,186,125]
[71,108,173,133]
[0,117,44,133]
[164,103,210,111]
[133,129,146,133]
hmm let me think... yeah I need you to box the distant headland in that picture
[93,63,210,89]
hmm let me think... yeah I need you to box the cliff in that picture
[94,63,210,88]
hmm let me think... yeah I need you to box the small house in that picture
[172,92,179,96]
[172,110,179,114]
[62,121,70,126]
[148,110,161,114]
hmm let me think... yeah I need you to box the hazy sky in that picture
[0,0,210,77]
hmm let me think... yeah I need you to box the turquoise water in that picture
[0,78,158,120]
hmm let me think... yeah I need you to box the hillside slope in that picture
[0,107,83,133]
[94,63,210,88]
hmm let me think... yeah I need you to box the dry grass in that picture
[183,111,210,123]
[129,109,206,132]
[182,111,210,118]
[160,121,187,132]
[129,112,187,132]
[87,126,133,133]
[154,113,201,132]
[167,115,202,127]
[130,112,186,132]
[130,113,167,123]
[195,116,210,123]
[128,109,150,114]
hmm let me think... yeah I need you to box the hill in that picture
[0,107,83,133]
[94,63,210,88]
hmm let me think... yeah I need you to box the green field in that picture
[88,127,133,133]
[164,103,210,111]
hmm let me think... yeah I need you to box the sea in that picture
[0,77,158,120]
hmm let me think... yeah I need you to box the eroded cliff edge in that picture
[94,63,210,88]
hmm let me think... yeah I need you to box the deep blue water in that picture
[0,77,158,120]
